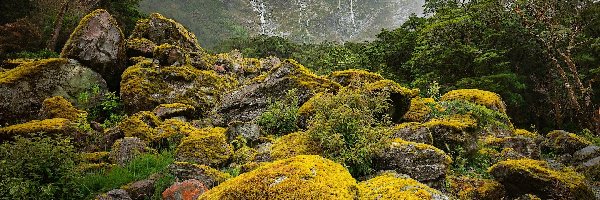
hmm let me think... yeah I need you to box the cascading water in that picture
[250,0,275,35]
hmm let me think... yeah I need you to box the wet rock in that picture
[364,80,419,122]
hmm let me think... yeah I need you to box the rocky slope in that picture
[1,10,599,200]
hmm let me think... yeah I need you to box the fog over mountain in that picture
[140,0,424,49]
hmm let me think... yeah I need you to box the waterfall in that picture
[249,0,272,35]
[349,0,356,28]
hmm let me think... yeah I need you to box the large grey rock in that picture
[0,58,107,125]
[573,145,600,163]
[61,9,126,90]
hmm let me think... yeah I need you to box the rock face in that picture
[358,172,449,200]
[214,59,339,125]
[162,179,208,200]
[373,139,452,185]
[489,158,594,199]
[198,155,357,200]
[61,9,126,90]
[0,58,107,125]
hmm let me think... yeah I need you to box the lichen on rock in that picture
[357,172,449,200]
[40,96,87,120]
[175,127,232,167]
[270,131,322,160]
[440,89,507,114]
[0,118,75,140]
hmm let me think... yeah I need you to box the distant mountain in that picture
[140,0,424,49]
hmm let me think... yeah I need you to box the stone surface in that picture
[123,174,160,200]
[0,58,106,125]
[391,123,434,145]
[168,162,231,188]
[543,130,591,154]
[96,189,132,200]
[574,146,600,163]
[61,9,126,90]
[109,137,148,166]
[162,179,208,200]
[226,121,261,143]
[129,13,202,53]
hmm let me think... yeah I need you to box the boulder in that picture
[373,138,452,186]
[120,59,233,114]
[543,130,591,154]
[573,145,600,163]
[231,146,258,165]
[122,174,161,200]
[440,89,507,114]
[154,119,199,148]
[198,155,357,200]
[390,122,434,145]
[214,59,339,125]
[153,103,197,120]
[168,162,231,188]
[0,118,76,140]
[226,121,261,144]
[126,38,155,58]
[129,13,202,53]
[270,131,321,160]
[0,58,107,125]
[162,179,208,200]
[40,96,86,120]
[153,44,190,67]
[482,136,541,159]
[117,111,163,142]
[61,9,126,90]
[175,127,232,167]
[96,189,132,200]
[109,137,148,166]
[358,172,449,200]
[489,158,594,199]
[423,116,478,155]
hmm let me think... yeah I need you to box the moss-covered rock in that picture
[373,138,452,185]
[126,38,156,58]
[482,136,541,159]
[390,122,434,145]
[328,69,384,86]
[199,155,357,200]
[543,130,591,154]
[175,127,232,167]
[231,146,258,165]
[440,89,507,114]
[403,97,438,122]
[154,119,199,148]
[271,132,322,160]
[61,9,126,91]
[447,176,505,200]
[152,103,197,120]
[109,137,148,166]
[365,80,419,122]
[423,115,478,155]
[162,179,208,200]
[118,111,162,142]
[153,43,190,66]
[40,96,87,120]
[489,158,594,199]
[225,121,261,144]
[357,172,449,200]
[169,162,231,188]
[214,59,339,125]
[120,60,234,114]
[82,151,111,163]
[0,118,75,140]
[129,13,202,53]
[0,58,107,125]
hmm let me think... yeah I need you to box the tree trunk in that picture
[46,0,70,51]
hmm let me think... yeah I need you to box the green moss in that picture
[440,89,506,113]
[513,129,541,139]
[271,132,322,160]
[424,114,478,131]
[328,69,384,86]
[297,92,324,117]
[119,111,162,142]
[403,97,438,122]
[0,118,74,139]
[0,58,67,85]
[232,146,258,165]
[357,172,445,200]
[41,96,86,120]
[366,80,419,97]
[154,119,198,147]
[175,127,232,167]
[199,155,357,200]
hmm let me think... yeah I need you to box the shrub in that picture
[257,89,300,135]
[307,87,391,176]
[0,134,81,199]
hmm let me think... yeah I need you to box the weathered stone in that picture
[448,176,505,200]
[162,179,208,200]
[126,38,156,58]
[483,136,541,159]
[543,130,591,154]
[226,121,261,143]
[574,146,600,163]
[168,162,231,188]
[123,174,161,200]
[61,9,126,90]
[129,13,202,53]
[153,44,190,66]
[109,137,148,166]
[96,189,132,200]
[391,122,434,145]
[153,103,197,120]
[0,58,107,125]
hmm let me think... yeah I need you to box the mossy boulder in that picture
[109,137,148,166]
[373,138,452,185]
[403,97,438,122]
[0,118,76,140]
[209,50,278,82]
[169,162,231,188]
[175,127,232,167]
[129,13,202,53]
[0,58,107,125]
[489,158,594,199]
[357,172,449,200]
[117,111,162,142]
[231,146,258,165]
[328,69,384,86]
[199,155,357,200]
[226,121,261,144]
[390,122,434,145]
[126,38,155,58]
[440,89,507,114]
[214,59,339,125]
[152,103,197,120]
[447,176,505,200]
[154,119,198,147]
[61,9,126,90]
[120,60,234,114]
[40,96,87,120]
[153,43,190,66]
[365,80,419,122]
[96,189,132,200]
[542,130,591,154]
[482,136,541,159]
[423,115,478,155]
[271,132,322,160]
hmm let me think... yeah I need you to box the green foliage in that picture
[6,50,59,59]
[87,91,126,129]
[0,134,81,199]
[451,145,492,178]
[76,151,174,199]
[307,87,391,176]
[257,89,300,135]
[581,129,600,146]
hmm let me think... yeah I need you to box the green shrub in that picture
[257,89,300,135]
[307,87,391,176]
[0,134,81,199]
[429,100,512,131]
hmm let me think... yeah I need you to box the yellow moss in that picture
[389,138,452,165]
[172,161,232,184]
[232,146,258,164]
[297,92,324,116]
[199,155,357,200]
[546,130,591,147]
[365,80,420,97]
[403,97,438,122]
[61,9,124,57]
[155,119,198,141]
[513,129,541,138]
[424,114,477,131]
[271,132,322,160]
[357,172,444,200]
[126,38,155,50]
[328,69,384,86]
[0,58,67,84]
[175,127,232,167]
[0,118,73,139]
[81,151,110,163]
[41,96,86,120]
[489,158,587,190]
[130,13,201,51]
[448,176,504,200]
[440,89,507,113]
[252,59,340,92]
[119,111,162,142]
[153,43,191,64]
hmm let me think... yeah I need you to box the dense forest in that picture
[0,0,599,199]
